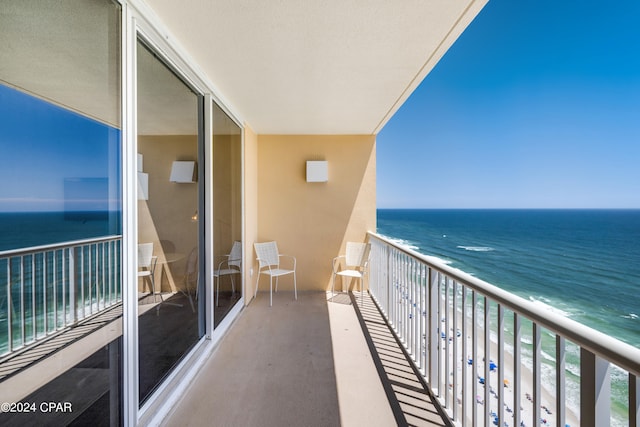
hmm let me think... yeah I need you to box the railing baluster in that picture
[533,322,541,427]
[513,313,521,427]
[631,373,639,426]
[580,349,611,426]
[452,279,458,420]
[7,258,13,353]
[20,255,25,347]
[444,276,450,409]
[497,303,504,426]
[472,289,478,426]
[556,335,566,427]
[429,267,439,391]
[53,250,58,330]
[484,297,490,427]
[461,285,468,425]
[32,254,36,341]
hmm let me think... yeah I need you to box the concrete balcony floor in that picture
[162,290,450,427]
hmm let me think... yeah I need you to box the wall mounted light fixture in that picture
[306,160,328,182]
[170,161,196,183]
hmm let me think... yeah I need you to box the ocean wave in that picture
[622,313,639,320]
[528,296,571,317]
[380,234,421,252]
[457,245,495,252]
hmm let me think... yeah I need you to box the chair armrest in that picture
[332,255,345,273]
[278,254,296,270]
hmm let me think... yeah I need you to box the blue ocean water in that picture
[377,209,640,347]
[0,211,121,252]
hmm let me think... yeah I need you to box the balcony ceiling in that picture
[143,0,488,135]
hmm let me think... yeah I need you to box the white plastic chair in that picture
[214,241,242,306]
[332,242,371,306]
[138,242,158,302]
[254,241,297,306]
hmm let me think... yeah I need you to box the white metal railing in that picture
[0,236,122,357]
[367,232,640,427]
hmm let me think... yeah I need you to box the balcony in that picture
[161,233,640,427]
[3,233,640,426]
[160,289,449,426]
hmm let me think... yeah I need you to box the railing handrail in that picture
[367,231,640,377]
[0,235,122,258]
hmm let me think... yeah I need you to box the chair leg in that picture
[269,276,273,307]
[215,275,219,307]
[331,272,335,301]
[255,271,260,298]
[293,272,297,300]
[151,274,159,303]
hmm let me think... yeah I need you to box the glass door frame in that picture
[120,2,246,424]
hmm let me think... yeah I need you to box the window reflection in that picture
[0,0,122,425]
[212,102,242,327]
[136,41,204,405]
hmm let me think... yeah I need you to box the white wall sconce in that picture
[306,160,328,182]
[137,173,149,200]
[170,161,196,183]
[137,153,148,200]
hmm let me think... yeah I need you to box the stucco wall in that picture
[255,134,376,292]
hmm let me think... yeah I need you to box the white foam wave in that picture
[424,255,452,265]
[528,297,571,317]
[457,245,495,252]
[623,313,639,320]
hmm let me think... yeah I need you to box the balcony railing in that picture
[367,232,640,427]
[0,236,122,357]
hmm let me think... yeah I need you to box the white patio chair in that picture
[214,241,242,306]
[138,242,158,302]
[332,242,371,306]
[254,241,297,306]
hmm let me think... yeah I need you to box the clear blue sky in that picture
[377,0,640,209]
[0,84,120,212]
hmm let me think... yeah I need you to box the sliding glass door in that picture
[136,40,204,405]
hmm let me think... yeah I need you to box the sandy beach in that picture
[436,308,580,427]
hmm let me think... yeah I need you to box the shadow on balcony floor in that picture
[352,293,451,427]
[163,291,451,427]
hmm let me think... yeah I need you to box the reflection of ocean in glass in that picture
[0,211,121,251]
[0,212,122,355]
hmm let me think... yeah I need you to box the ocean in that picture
[377,209,640,424]
[0,211,121,252]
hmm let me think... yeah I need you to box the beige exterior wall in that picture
[255,134,376,292]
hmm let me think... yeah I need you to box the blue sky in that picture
[0,84,121,212]
[377,0,640,209]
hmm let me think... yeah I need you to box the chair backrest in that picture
[254,241,279,268]
[228,241,242,268]
[138,243,153,268]
[185,247,198,275]
[345,242,371,268]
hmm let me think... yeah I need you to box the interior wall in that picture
[138,134,198,291]
[243,125,259,304]
[256,134,376,292]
